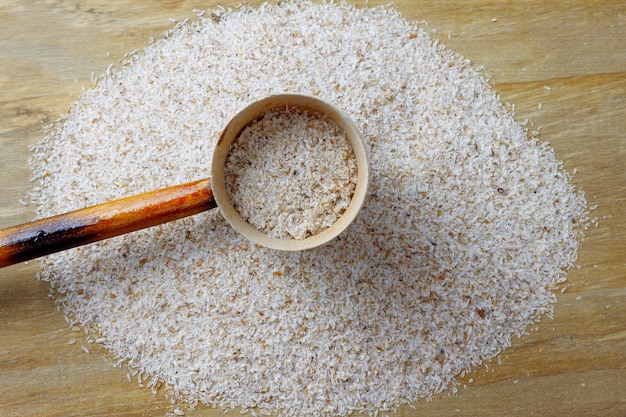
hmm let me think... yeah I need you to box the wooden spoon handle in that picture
[0,178,216,268]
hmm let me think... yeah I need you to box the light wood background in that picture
[1,1,624,416]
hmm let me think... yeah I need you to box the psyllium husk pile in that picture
[29,1,589,416]
[224,107,357,240]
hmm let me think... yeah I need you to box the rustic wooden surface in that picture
[1,1,624,416]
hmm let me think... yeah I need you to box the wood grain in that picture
[1,1,624,416]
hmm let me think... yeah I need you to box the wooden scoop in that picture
[0,179,216,268]
[0,94,369,268]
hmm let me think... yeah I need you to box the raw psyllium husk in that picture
[29,1,589,416]
[224,107,357,240]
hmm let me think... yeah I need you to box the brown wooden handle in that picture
[0,178,217,268]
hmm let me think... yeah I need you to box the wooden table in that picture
[1,1,624,416]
